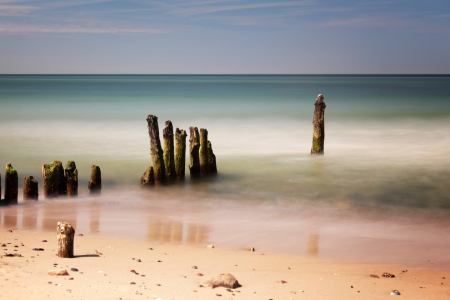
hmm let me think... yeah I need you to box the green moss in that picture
[43,163,57,185]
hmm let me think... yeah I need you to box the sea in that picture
[1,75,450,267]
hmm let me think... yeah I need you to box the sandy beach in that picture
[1,229,449,300]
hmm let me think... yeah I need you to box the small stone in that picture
[198,284,204,287]
[370,274,379,278]
[281,280,287,284]
[7,230,12,233]
[197,273,203,276]
[68,278,73,280]
[383,272,395,278]
[71,268,78,272]
[132,258,135,260]
[148,248,153,250]
[141,275,145,277]
[158,260,162,262]
[42,240,47,242]
[193,290,197,292]
[192,266,198,269]
[137,259,141,262]
[390,290,401,295]
[443,277,446,279]
[130,282,136,285]
[156,284,161,286]
[244,247,255,252]
[131,270,136,273]
[78,234,83,236]
[33,248,44,251]
[207,245,215,249]
[216,294,222,297]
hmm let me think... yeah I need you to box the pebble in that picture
[192,266,198,269]
[78,234,83,236]
[7,230,12,233]
[197,273,203,276]
[32,248,44,251]
[68,278,73,280]
[207,245,215,249]
[137,259,141,262]
[216,294,222,296]
[71,268,79,272]
[390,290,401,295]
[42,240,47,242]
[130,282,136,285]
[156,284,161,286]
[157,260,162,262]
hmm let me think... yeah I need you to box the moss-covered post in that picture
[42,162,59,198]
[141,166,155,186]
[311,94,326,154]
[65,161,78,197]
[189,127,200,177]
[5,163,18,205]
[207,140,217,174]
[23,176,38,200]
[88,165,101,195]
[199,128,209,176]
[146,115,167,184]
[174,128,187,179]
[163,120,176,182]
[53,161,66,196]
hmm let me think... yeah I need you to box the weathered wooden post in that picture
[53,161,66,196]
[88,165,101,194]
[65,161,78,197]
[174,128,187,179]
[5,163,18,205]
[189,127,200,177]
[207,140,217,174]
[163,120,176,181]
[23,176,38,200]
[311,94,326,154]
[146,115,167,184]
[199,128,209,176]
[141,166,155,186]
[42,161,61,198]
[57,222,75,258]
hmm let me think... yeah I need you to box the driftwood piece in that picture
[199,128,209,176]
[141,166,155,186]
[57,222,75,258]
[174,128,187,179]
[311,94,326,154]
[23,176,38,200]
[207,140,217,174]
[205,273,241,289]
[65,161,78,197]
[189,127,200,177]
[146,115,167,184]
[163,120,176,181]
[88,165,101,194]
[5,163,18,205]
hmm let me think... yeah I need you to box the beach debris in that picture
[207,245,215,249]
[311,94,326,154]
[158,260,162,262]
[131,270,136,273]
[148,248,153,250]
[175,128,187,179]
[390,290,401,295]
[244,247,255,252]
[94,250,102,255]
[205,273,241,289]
[48,269,69,276]
[42,240,47,242]
[443,277,446,279]
[156,284,161,286]
[3,253,22,257]
[137,259,141,262]
[192,266,198,269]
[193,290,197,292]
[88,165,101,195]
[1,244,6,247]
[216,294,222,296]
[65,161,78,197]
[189,127,201,177]
[370,274,380,278]
[57,222,75,258]
[7,230,12,233]
[152,295,162,300]
[23,175,38,200]
[78,234,83,237]
[382,272,396,278]
[130,282,136,285]
[281,280,287,284]
[32,248,44,251]
[5,163,18,205]
[351,286,353,288]
[163,120,176,181]
[68,278,73,280]
[198,273,204,276]
[70,268,78,272]
[147,115,167,184]
[141,166,155,187]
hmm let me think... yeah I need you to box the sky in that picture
[0,0,449,74]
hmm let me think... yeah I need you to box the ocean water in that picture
[1,75,450,266]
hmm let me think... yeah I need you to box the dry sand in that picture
[0,230,449,300]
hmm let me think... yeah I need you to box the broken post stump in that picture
[65,161,78,197]
[174,128,187,179]
[23,176,38,200]
[311,94,326,154]
[57,222,75,258]
[199,128,209,176]
[5,163,18,205]
[163,120,176,181]
[189,127,200,177]
[88,165,101,195]
[141,166,155,187]
[146,115,167,184]
[207,140,217,174]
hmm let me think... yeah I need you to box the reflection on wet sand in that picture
[306,233,320,256]
[42,201,78,233]
[3,207,18,230]
[148,220,203,244]
[186,223,209,244]
[89,207,100,233]
[22,205,38,230]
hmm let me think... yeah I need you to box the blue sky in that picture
[0,0,449,74]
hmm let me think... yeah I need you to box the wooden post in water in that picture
[42,162,58,198]
[65,161,78,197]
[146,115,167,184]
[189,127,200,177]
[57,222,75,258]
[311,94,326,154]
[88,165,101,195]
[207,140,217,174]
[141,166,155,186]
[199,128,209,176]
[163,121,176,181]
[5,163,18,205]
[54,161,66,196]
[174,128,187,179]
[23,176,38,200]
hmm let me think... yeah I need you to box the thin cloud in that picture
[0,4,40,16]
[320,16,407,27]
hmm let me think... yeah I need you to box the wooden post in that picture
[311,94,326,154]
[53,161,66,196]
[207,140,217,174]
[174,128,187,179]
[42,161,61,198]
[163,120,176,181]
[88,165,101,195]
[57,222,75,258]
[189,127,200,177]
[146,115,167,184]
[65,161,78,197]
[5,163,18,205]
[23,176,38,200]
[199,128,209,176]
[141,166,155,186]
